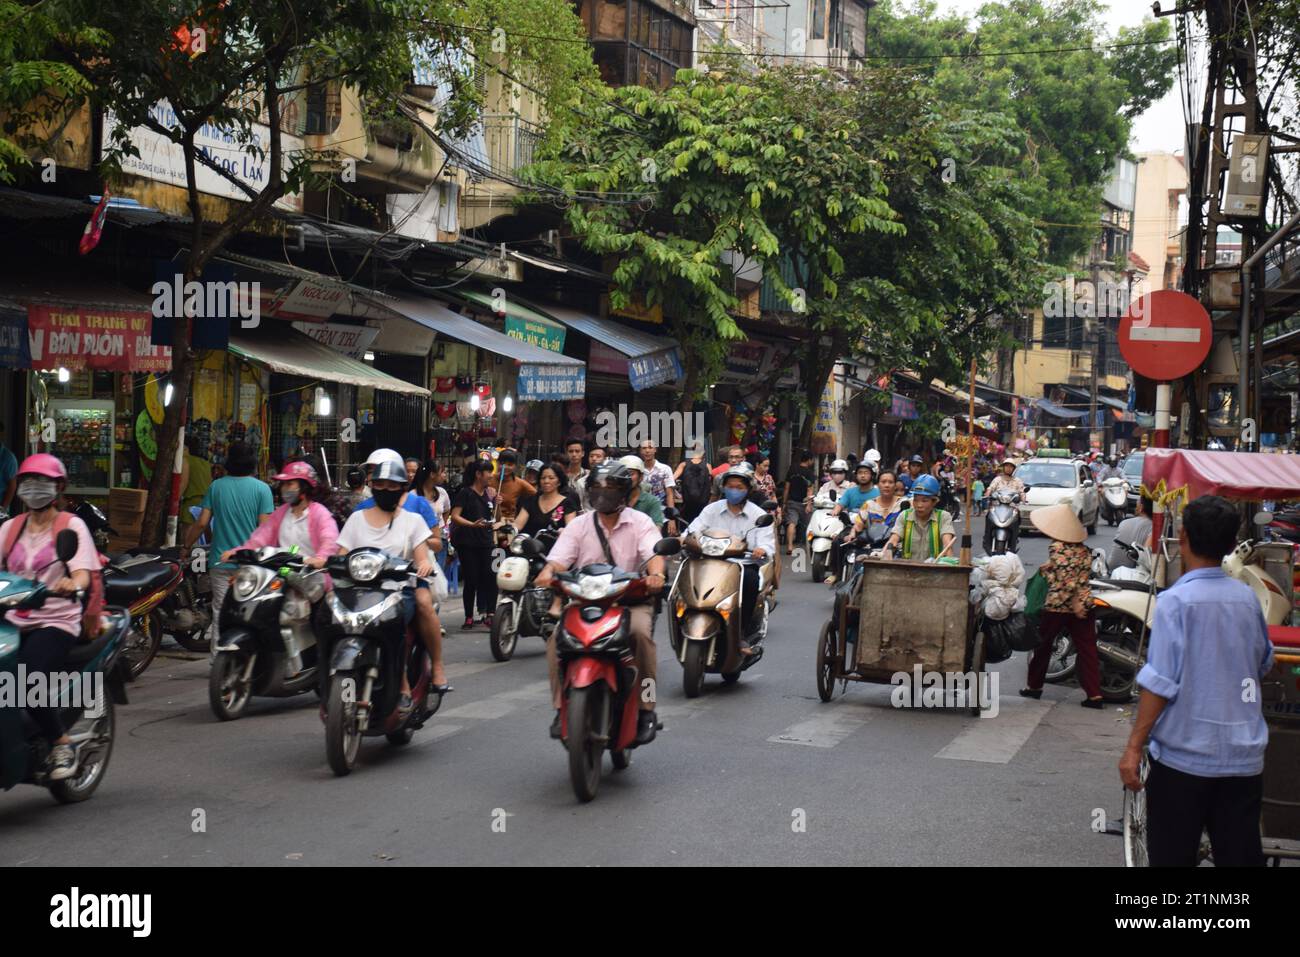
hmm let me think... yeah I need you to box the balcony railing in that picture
[481,113,544,177]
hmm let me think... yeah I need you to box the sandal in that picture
[1018,688,1043,699]
[1081,698,1104,710]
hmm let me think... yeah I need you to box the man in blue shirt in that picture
[823,462,879,585]
[1120,495,1274,866]
[898,455,924,492]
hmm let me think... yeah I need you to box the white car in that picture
[1014,458,1101,533]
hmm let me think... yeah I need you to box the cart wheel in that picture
[1122,752,1150,867]
[816,620,837,703]
[966,628,986,717]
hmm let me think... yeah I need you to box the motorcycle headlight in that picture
[566,573,626,602]
[347,551,386,583]
[232,566,272,601]
[701,536,729,557]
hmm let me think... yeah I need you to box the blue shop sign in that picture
[518,364,586,401]
[628,347,682,391]
[0,309,30,368]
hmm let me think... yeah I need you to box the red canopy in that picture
[1142,448,1300,503]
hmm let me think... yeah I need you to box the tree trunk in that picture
[140,309,194,547]
[796,335,839,451]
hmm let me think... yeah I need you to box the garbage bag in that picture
[979,553,1026,621]
[998,611,1041,653]
[982,618,1014,664]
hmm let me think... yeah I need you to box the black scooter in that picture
[489,522,560,661]
[209,547,326,720]
[982,489,1022,555]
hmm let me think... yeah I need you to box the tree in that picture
[9,0,595,546]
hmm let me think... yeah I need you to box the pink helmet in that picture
[16,453,67,482]
[273,460,318,488]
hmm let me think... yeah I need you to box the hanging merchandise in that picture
[478,419,497,439]
[436,376,456,394]
[435,400,456,420]
[474,381,492,399]
[135,409,158,480]
[190,417,213,459]
[456,375,472,393]
[479,396,496,418]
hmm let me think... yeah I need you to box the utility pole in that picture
[1090,259,1100,454]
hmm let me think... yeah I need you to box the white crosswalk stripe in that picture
[767,703,878,747]
[934,695,1054,763]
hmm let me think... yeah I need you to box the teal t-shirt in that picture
[838,486,880,512]
[201,475,275,570]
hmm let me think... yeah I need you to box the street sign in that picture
[1118,290,1212,381]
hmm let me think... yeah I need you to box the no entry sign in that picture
[1118,290,1212,381]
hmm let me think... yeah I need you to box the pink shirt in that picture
[239,500,339,562]
[2,514,100,636]
[547,508,660,573]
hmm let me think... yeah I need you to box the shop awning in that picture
[538,304,679,359]
[382,295,583,367]
[1060,385,1129,412]
[1033,398,1089,419]
[229,327,429,396]
[1143,447,1300,502]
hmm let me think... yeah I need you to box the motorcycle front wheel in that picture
[682,641,707,698]
[325,673,362,776]
[566,683,607,802]
[489,602,518,662]
[208,651,253,720]
[811,551,827,584]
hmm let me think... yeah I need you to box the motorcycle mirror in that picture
[55,528,80,564]
[1253,511,1272,527]
[754,513,774,528]
[653,537,682,557]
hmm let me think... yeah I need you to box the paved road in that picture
[1,515,1140,867]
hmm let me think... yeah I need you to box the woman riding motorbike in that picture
[0,454,99,780]
[221,461,339,570]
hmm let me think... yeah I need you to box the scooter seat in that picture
[65,629,116,667]
[105,562,177,601]
[1097,577,1156,593]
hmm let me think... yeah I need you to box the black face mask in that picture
[372,488,402,513]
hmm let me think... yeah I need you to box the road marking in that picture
[767,704,876,748]
[934,696,1053,763]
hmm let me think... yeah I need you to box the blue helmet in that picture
[911,474,941,499]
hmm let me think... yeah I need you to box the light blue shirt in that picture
[1137,567,1274,778]
[837,485,879,512]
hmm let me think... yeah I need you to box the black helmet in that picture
[588,462,634,493]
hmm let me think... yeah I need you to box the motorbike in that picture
[1083,530,1290,701]
[937,477,962,522]
[806,492,841,583]
[668,513,777,697]
[0,529,131,803]
[553,536,682,802]
[71,501,195,669]
[490,522,560,661]
[983,489,1022,555]
[317,547,445,776]
[208,546,326,720]
[1100,476,1129,526]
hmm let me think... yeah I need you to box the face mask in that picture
[590,487,625,515]
[372,488,402,512]
[281,486,300,506]
[18,478,58,510]
[723,487,747,506]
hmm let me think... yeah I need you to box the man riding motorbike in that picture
[0,454,99,780]
[816,459,852,501]
[883,474,956,562]
[685,466,776,652]
[824,462,878,585]
[617,454,666,527]
[536,463,666,744]
[335,458,450,714]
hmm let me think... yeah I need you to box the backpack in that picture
[0,512,106,641]
[679,460,712,508]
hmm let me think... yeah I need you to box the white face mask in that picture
[18,478,58,510]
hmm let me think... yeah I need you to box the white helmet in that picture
[829,459,849,473]
[365,448,405,470]
[864,448,881,468]
[617,454,645,477]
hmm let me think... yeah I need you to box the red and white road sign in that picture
[1118,289,1212,381]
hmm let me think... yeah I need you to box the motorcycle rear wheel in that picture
[325,673,362,776]
[816,620,837,703]
[123,609,163,681]
[566,684,606,802]
[1044,631,1077,683]
[50,698,115,804]
[811,552,827,584]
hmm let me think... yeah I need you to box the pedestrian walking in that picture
[1119,495,1274,866]
[449,459,498,630]
[1021,503,1103,707]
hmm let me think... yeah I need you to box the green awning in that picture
[229,326,429,396]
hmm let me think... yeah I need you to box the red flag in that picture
[79,190,111,255]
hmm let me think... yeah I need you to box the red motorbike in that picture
[552,537,680,802]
